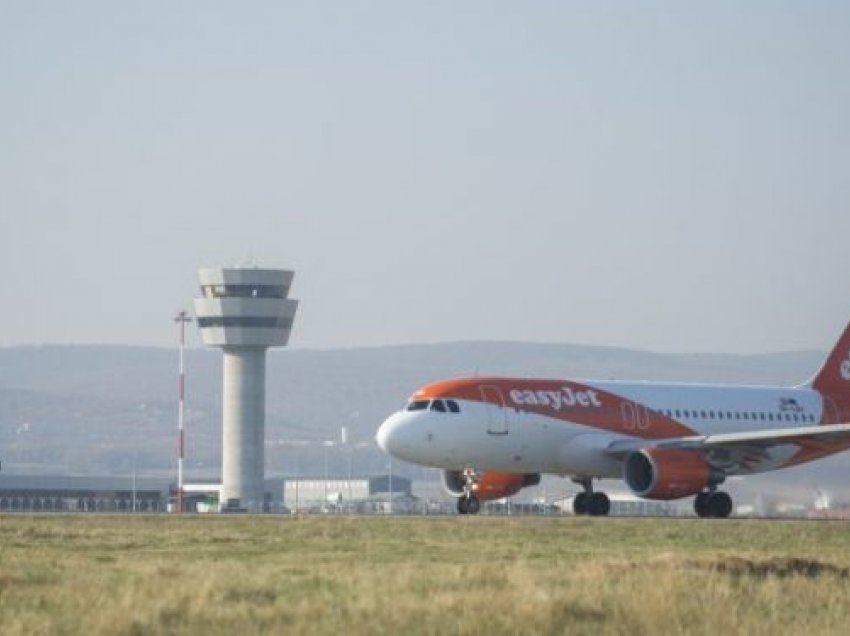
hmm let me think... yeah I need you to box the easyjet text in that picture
[509,387,602,411]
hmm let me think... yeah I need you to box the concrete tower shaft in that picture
[194,267,298,511]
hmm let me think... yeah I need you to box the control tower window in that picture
[201,284,289,299]
[202,285,227,298]
[197,316,293,329]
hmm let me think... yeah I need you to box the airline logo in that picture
[841,348,850,381]
[779,397,804,413]
[509,386,602,411]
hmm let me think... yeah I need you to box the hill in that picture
[1,342,846,499]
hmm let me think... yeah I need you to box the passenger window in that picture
[718,412,724,420]
[768,413,774,422]
[675,410,681,418]
[430,400,447,412]
[407,400,429,411]
[700,411,707,418]
[793,414,799,422]
[446,400,460,413]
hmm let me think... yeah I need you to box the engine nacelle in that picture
[441,470,541,501]
[624,448,711,500]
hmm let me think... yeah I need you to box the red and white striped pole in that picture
[174,310,192,513]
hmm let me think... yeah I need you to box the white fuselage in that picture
[376,378,827,479]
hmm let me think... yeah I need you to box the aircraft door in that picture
[621,402,649,432]
[480,385,509,435]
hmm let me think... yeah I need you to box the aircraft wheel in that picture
[694,492,711,518]
[573,492,589,515]
[588,492,610,517]
[707,491,733,518]
[457,497,469,515]
[466,495,481,515]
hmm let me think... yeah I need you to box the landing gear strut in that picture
[694,490,733,518]
[572,477,610,516]
[457,467,481,515]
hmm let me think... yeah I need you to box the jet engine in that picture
[441,470,541,501]
[624,448,712,500]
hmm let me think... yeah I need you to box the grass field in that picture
[1,515,849,635]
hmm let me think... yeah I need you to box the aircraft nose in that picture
[376,412,403,454]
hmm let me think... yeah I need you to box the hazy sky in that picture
[2,2,849,354]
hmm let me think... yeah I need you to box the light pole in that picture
[347,445,353,511]
[340,427,352,510]
[132,435,137,513]
[388,456,393,515]
[131,419,138,513]
[322,440,334,505]
[174,310,192,513]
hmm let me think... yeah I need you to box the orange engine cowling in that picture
[441,470,541,501]
[624,448,710,500]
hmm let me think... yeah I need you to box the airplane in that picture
[375,315,850,517]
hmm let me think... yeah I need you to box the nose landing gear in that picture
[457,467,481,515]
[457,495,480,515]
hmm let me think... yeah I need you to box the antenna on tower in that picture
[174,310,192,513]
[236,252,257,269]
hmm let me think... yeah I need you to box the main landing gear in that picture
[457,495,480,515]
[694,490,733,518]
[457,467,481,515]
[572,477,610,516]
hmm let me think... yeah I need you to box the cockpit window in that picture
[406,400,429,411]
[407,398,460,413]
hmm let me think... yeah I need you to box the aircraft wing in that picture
[605,422,850,456]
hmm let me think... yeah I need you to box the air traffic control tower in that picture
[194,267,298,511]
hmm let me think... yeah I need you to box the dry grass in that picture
[1,515,849,635]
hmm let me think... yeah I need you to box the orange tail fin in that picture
[807,317,850,397]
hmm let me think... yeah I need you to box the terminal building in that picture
[283,475,411,511]
[183,475,411,512]
[0,475,168,512]
[0,474,412,513]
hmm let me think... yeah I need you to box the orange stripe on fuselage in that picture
[413,377,697,440]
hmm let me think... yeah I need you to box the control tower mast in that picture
[194,267,298,511]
